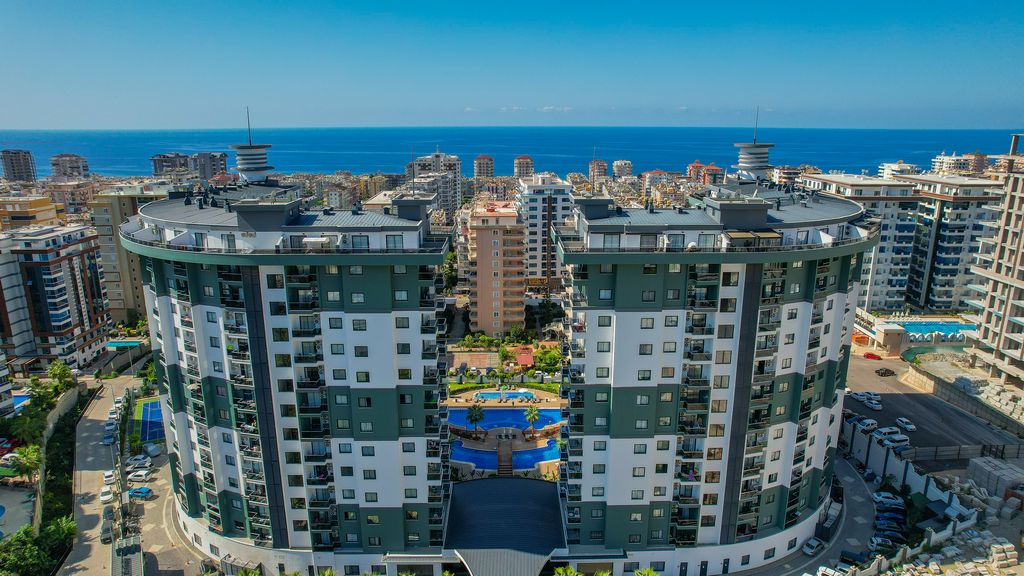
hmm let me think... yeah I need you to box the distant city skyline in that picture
[1,0,1022,130]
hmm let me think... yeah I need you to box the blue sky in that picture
[1,0,1021,129]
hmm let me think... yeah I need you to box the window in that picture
[656,440,669,450]
[709,424,725,437]
[700,515,716,527]
[666,289,680,300]
[598,315,611,327]
[711,400,727,413]
[593,440,606,451]
[354,345,368,357]
[668,263,681,273]
[326,265,339,275]
[635,419,648,430]
[717,325,735,339]
[632,467,646,477]
[641,290,656,302]
[331,344,345,355]
[713,375,730,388]
[209,336,220,348]
[592,487,605,497]
[393,290,408,301]
[719,298,736,312]
[593,464,606,474]
[395,316,409,328]
[212,361,223,373]
[663,341,677,353]
[665,315,678,327]
[203,286,214,297]
[595,417,608,427]
[639,344,653,355]
[269,302,286,315]
[356,371,370,383]
[351,292,365,304]
[400,418,413,429]
[764,548,776,560]
[272,328,288,342]
[633,443,647,454]
[661,367,675,378]
[640,317,654,329]
[631,490,644,500]
[643,264,657,274]
[349,265,363,275]
[706,448,723,460]
[352,319,367,331]
[595,392,609,402]
[660,392,673,402]
[398,368,412,380]
[363,470,377,480]
[326,291,340,302]
[784,333,795,344]
[206,311,217,322]
[714,350,732,364]
[266,274,284,289]
[722,272,739,286]
[787,308,798,320]
[599,289,613,300]
[705,471,720,483]
[274,354,291,367]
[703,493,719,505]
[332,369,347,380]
[393,265,406,274]
[597,341,611,352]
[596,367,610,378]
[359,422,373,432]
[329,317,343,329]
[637,370,651,381]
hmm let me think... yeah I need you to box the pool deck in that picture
[0,486,35,538]
[445,387,563,408]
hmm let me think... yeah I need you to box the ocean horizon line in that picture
[2,125,1021,133]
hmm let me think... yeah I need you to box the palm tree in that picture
[12,445,41,484]
[320,570,336,576]
[634,569,660,576]
[442,571,455,576]
[236,569,261,576]
[9,415,43,447]
[47,360,72,392]
[594,571,612,576]
[524,404,540,439]
[466,404,485,437]
[554,567,582,576]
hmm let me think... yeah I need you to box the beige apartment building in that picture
[462,201,526,335]
[44,180,100,214]
[88,183,170,323]
[0,195,65,230]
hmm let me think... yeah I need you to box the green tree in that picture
[634,569,660,576]
[320,569,336,576]
[507,324,530,344]
[9,412,44,445]
[524,405,540,438]
[498,347,512,363]
[594,571,612,576]
[236,569,261,576]
[47,360,72,393]
[442,572,455,576]
[466,404,485,434]
[12,445,41,483]
[37,515,76,556]
[554,567,583,576]
[128,433,142,454]
[0,526,53,575]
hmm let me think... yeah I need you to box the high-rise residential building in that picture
[799,174,919,311]
[406,151,462,223]
[43,180,101,214]
[686,162,725,186]
[893,173,1001,310]
[877,161,920,180]
[641,170,675,197]
[459,201,526,335]
[190,152,230,180]
[550,166,875,571]
[769,166,802,186]
[967,134,1024,386]
[612,159,633,179]
[89,183,171,323]
[1,149,37,182]
[514,155,534,178]
[151,152,192,175]
[588,159,608,183]
[931,152,989,176]
[0,195,65,230]
[0,348,11,416]
[516,173,573,289]
[474,155,494,179]
[49,153,90,178]
[119,143,450,571]
[0,224,111,373]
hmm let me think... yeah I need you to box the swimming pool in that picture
[473,391,536,401]
[450,440,561,471]
[901,346,966,363]
[12,395,28,413]
[107,340,143,349]
[447,408,562,430]
[897,321,975,335]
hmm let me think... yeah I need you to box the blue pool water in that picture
[107,340,143,349]
[897,321,975,335]
[448,408,562,430]
[12,395,28,413]
[512,440,560,470]
[901,346,966,363]
[451,440,560,471]
[473,391,535,401]
[0,505,7,518]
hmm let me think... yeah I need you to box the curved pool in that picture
[901,345,966,363]
[0,505,7,519]
[451,440,560,471]
[448,408,562,431]
[897,321,974,336]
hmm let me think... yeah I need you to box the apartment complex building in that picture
[119,142,451,572]
[473,155,494,178]
[151,152,191,175]
[89,183,171,323]
[613,160,633,179]
[406,151,462,223]
[589,160,609,183]
[798,174,918,312]
[190,152,230,180]
[877,161,920,180]
[514,155,534,178]
[895,173,1001,311]
[1,149,37,182]
[516,173,574,290]
[43,180,101,214]
[0,224,111,373]
[931,152,988,176]
[457,201,526,335]
[550,176,875,573]
[49,153,90,178]
[967,134,1024,386]
[0,195,65,230]
[686,162,725,186]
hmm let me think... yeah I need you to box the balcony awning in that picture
[301,237,329,244]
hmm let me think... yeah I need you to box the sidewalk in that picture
[730,458,876,576]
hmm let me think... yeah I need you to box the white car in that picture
[802,537,824,556]
[849,392,867,402]
[865,400,883,411]
[126,455,152,468]
[872,427,901,439]
[103,420,117,432]
[864,392,881,401]
[113,397,124,410]
[127,469,153,482]
[868,536,895,551]
[0,453,20,466]
[881,434,910,448]
[107,408,119,421]
[99,485,115,503]
[127,460,153,471]
[895,417,916,431]
[103,470,116,485]
[858,419,878,432]
[871,491,902,505]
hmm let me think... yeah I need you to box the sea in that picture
[0,127,1017,178]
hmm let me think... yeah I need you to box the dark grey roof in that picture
[288,209,420,229]
[445,478,565,576]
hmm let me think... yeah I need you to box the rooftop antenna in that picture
[246,106,253,146]
[753,105,760,144]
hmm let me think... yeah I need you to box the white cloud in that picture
[540,105,572,113]
[463,107,477,112]
[677,106,689,111]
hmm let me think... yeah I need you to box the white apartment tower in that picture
[516,174,574,290]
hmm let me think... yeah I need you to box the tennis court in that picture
[134,398,165,443]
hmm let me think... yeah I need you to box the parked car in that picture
[881,434,911,448]
[864,352,882,360]
[143,443,162,457]
[875,368,896,377]
[802,537,824,556]
[874,520,904,532]
[113,397,124,410]
[107,408,119,421]
[895,417,916,431]
[858,419,878,432]
[846,415,865,425]
[127,469,153,482]
[863,392,881,401]
[872,427,901,440]
[868,536,895,551]
[871,491,901,504]
[100,519,113,544]
[875,513,907,524]
[894,445,912,456]
[849,392,867,402]
[126,455,152,468]
[877,501,907,512]
[102,433,115,446]
[103,420,117,432]
[865,400,883,411]
[127,460,152,471]
[127,487,153,500]
[100,485,115,503]
[103,470,116,485]
[102,505,115,521]
[0,453,20,466]
[876,531,908,545]
[0,440,21,456]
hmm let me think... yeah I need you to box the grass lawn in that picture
[132,398,145,437]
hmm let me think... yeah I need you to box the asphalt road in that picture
[844,353,1019,448]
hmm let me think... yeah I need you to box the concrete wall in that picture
[34,387,83,528]
[904,365,1024,438]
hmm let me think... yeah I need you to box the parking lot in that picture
[844,353,1019,448]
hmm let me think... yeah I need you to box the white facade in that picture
[515,174,574,287]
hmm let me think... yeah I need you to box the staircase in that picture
[497,441,513,477]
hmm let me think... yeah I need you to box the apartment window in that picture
[643,264,657,274]
[336,419,350,430]
[715,351,732,364]
[206,311,217,322]
[593,464,606,474]
[598,315,611,327]
[722,272,739,286]
[362,446,375,456]
[592,487,605,497]
[717,325,734,339]
[395,316,409,328]
[596,367,609,378]
[595,392,609,402]
[363,470,377,480]
[600,264,613,273]
[711,400,727,413]
[787,309,798,320]
[400,418,413,429]
[326,265,339,275]
[784,333,795,344]
[656,440,670,450]
[661,367,675,378]
[404,489,417,498]
[633,443,647,454]
[668,263,681,273]
[266,274,284,289]
[700,515,716,527]
[332,369,347,381]
[707,448,723,460]
[597,341,611,352]
[632,467,646,477]
[593,441,606,451]
[212,361,223,373]
[329,317,343,329]
[709,424,725,437]
[357,397,372,408]
[641,290,656,302]
[393,290,408,302]
[203,286,214,297]
[719,298,736,312]
[599,289,613,300]
[356,372,370,383]
[639,344,653,355]
[631,490,644,500]
[640,317,654,329]
[397,343,410,354]
[705,471,720,483]
[349,266,363,275]
[338,442,352,453]
[359,422,373,432]
[741,556,750,566]
[764,548,776,560]
[272,328,288,342]
[398,368,412,380]
[354,345,368,357]
[637,370,651,381]
[663,342,677,353]
[352,319,367,331]
[331,344,345,355]
[209,336,220,348]
[713,375,730,388]
[269,302,286,315]
[703,493,719,505]
[274,354,291,367]
[665,315,678,327]
[781,358,792,369]
[775,406,786,416]
[595,417,608,427]
[592,509,605,518]
[635,419,648,430]
[790,283,801,294]
[327,291,340,302]
[351,292,365,304]
[666,289,680,300]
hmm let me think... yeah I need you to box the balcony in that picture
[306,474,335,486]
[686,299,717,311]
[288,300,320,312]
[292,327,321,338]
[225,323,247,335]
[298,403,326,415]
[297,378,325,389]
[222,299,245,310]
[683,377,710,388]
[685,324,714,336]
[228,347,251,360]
[294,353,324,364]
[685,351,711,362]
